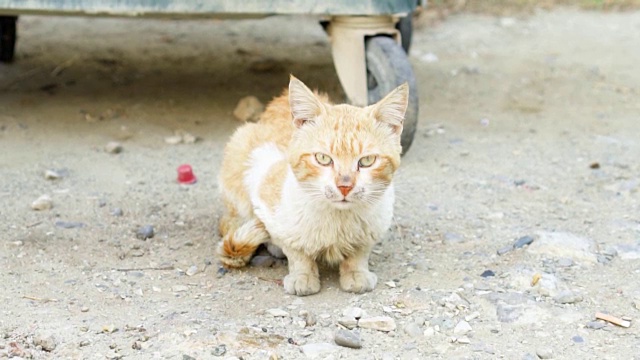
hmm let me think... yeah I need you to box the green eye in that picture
[358,155,376,168]
[315,153,333,166]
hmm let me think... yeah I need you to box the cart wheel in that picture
[395,15,412,54]
[366,36,418,154]
[0,16,17,63]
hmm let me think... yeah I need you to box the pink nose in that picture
[338,186,353,197]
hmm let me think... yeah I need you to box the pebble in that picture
[44,169,62,180]
[33,334,57,351]
[480,270,496,278]
[453,320,473,335]
[613,244,640,260]
[31,194,53,210]
[586,321,605,330]
[266,308,289,317]
[536,347,554,359]
[456,336,471,344]
[111,208,124,216]
[300,343,337,358]
[172,285,188,292]
[342,307,364,319]
[136,225,155,240]
[556,258,574,267]
[55,221,86,229]
[104,141,123,154]
[337,317,358,330]
[553,290,583,304]
[183,355,196,360]
[572,335,584,343]
[186,265,198,276]
[233,96,264,122]
[423,327,435,337]
[358,316,396,332]
[212,344,226,356]
[334,329,362,349]
[81,306,90,312]
[403,322,422,337]
[514,235,535,249]
[497,245,513,255]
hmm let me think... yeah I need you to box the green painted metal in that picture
[0,0,417,18]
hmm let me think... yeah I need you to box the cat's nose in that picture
[337,185,353,197]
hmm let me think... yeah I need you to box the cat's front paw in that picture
[340,270,377,293]
[283,272,321,296]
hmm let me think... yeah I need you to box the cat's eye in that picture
[358,155,377,168]
[315,153,333,166]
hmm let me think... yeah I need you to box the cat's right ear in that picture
[289,75,323,128]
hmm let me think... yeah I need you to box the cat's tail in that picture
[217,218,270,268]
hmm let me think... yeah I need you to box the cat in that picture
[217,75,408,296]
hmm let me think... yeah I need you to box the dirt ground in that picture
[1,7,639,360]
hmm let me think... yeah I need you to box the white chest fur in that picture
[244,144,394,263]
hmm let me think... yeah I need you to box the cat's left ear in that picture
[289,75,324,128]
[370,83,409,135]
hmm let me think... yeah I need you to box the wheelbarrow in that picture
[0,0,421,152]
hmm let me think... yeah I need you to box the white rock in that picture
[342,307,364,319]
[266,308,289,317]
[424,327,435,337]
[186,265,198,276]
[44,169,62,180]
[104,141,123,154]
[358,316,396,332]
[164,135,183,145]
[527,231,598,263]
[453,320,472,335]
[233,96,264,122]
[384,281,396,288]
[31,195,53,210]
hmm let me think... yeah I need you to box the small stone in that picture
[186,265,198,276]
[423,327,435,337]
[300,343,338,358]
[337,317,358,330]
[334,329,362,349]
[513,235,535,249]
[556,258,574,267]
[55,221,85,229]
[105,141,123,154]
[480,270,495,278]
[301,311,316,327]
[456,336,471,344]
[453,320,472,335]
[342,307,364,319]
[233,96,264,122]
[102,324,117,333]
[31,194,53,210]
[586,321,605,330]
[384,281,396,288]
[266,308,289,317]
[136,225,155,240]
[34,334,57,351]
[172,285,188,292]
[164,135,183,145]
[111,208,124,216]
[497,246,513,255]
[81,306,90,312]
[358,316,396,332]
[212,344,226,356]
[44,169,62,180]
[553,290,583,304]
[183,355,196,360]
[79,339,91,347]
[403,322,422,337]
[536,347,554,359]
[571,335,584,343]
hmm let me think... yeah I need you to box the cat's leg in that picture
[282,248,321,296]
[217,218,269,268]
[339,248,377,293]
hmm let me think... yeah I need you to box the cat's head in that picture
[287,76,408,209]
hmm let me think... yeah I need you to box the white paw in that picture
[283,272,321,296]
[340,270,377,293]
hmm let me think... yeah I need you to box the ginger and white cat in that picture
[217,76,408,296]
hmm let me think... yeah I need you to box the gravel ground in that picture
[1,8,639,360]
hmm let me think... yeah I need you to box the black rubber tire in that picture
[395,15,413,54]
[365,36,418,154]
[0,16,17,63]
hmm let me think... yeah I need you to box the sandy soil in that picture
[1,8,639,360]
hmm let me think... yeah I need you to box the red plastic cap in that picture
[177,164,197,184]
